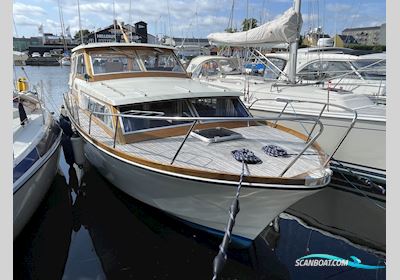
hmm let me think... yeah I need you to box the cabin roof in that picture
[75,77,242,106]
[72,42,176,53]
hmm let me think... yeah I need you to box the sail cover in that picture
[207,8,302,46]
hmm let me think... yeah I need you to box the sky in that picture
[12,0,386,39]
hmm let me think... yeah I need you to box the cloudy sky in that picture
[13,0,385,39]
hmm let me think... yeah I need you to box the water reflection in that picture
[14,175,73,280]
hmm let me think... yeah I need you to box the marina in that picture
[12,0,387,278]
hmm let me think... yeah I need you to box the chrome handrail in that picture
[63,93,328,177]
[248,97,358,168]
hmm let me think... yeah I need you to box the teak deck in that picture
[76,109,326,179]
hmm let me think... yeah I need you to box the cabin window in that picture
[119,100,191,133]
[76,54,86,75]
[298,61,356,80]
[13,148,40,183]
[190,97,249,117]
[137,49,185,72]
[90,52,141,74]
[118,97,248,134]
[87,97,113,128]
[196,60,220,77]
[262,58,286,80]
[351,59,386,80]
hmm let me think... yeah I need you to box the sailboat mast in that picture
[288,0,301,83]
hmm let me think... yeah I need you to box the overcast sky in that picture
[13,0,386,39]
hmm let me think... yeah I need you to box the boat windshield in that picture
[118,97,249,133]
[90,47,185,75]
[192,58,241,78]
[351,59,386,80]
[137,49,185,72]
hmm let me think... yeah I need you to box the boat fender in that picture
[18,102,28,125]
[71,134,85,167]
[59,114,75,166]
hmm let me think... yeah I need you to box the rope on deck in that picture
[212,159,246,280]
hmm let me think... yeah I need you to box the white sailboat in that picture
[13,84,62,239]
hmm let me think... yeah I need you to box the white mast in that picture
[288,0,301,83]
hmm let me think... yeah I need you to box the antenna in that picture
[227,0,235,30]
[77,0,83,44]
[167,0,172,45]
[113,0,117,42]
[58,0,67,51]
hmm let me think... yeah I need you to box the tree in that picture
[74,29,90,40]
[242,18,258,31]
[224,27,237,33]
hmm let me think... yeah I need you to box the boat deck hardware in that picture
[231,149,262,164]
[262,145,289,157]
[190,127,243,143]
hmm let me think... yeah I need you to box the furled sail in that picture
[207,8,302,46]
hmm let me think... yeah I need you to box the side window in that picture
[76,55,86,75]
[263,58,287,80]
[13,148,40,182]
[88,97,113,128]
[298,61,354,80]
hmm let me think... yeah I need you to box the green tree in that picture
[242,18,258,31]
[224,27,237,33]
[74,29,90,40]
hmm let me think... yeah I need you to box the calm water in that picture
[14,66,386,280]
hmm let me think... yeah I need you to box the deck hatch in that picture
[190,127,243,143]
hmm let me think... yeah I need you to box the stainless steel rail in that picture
[248,97,358,168]
[63,93,328,177]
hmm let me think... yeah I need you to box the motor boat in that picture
[13,51,28,66]
[13,82,62,239]
[62,42,349,241]
[60,56,72,66]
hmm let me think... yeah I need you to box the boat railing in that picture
[64,95,329,177]
[248,97,358,167]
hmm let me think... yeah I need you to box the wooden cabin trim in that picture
[80,71,189,82]
[121,121,259,143]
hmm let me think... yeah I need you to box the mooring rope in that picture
[212,159,246,280]
[332,159,386,211]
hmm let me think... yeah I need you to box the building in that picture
[161,37,211,57]
[13,37,42,51]
[342,24,386,46]
[86,21,148,44]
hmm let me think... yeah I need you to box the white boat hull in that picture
[250,107,386,182]
[82,138,325,240]
[13,145,61,239]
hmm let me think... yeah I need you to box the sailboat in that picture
[13,80,62,239]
